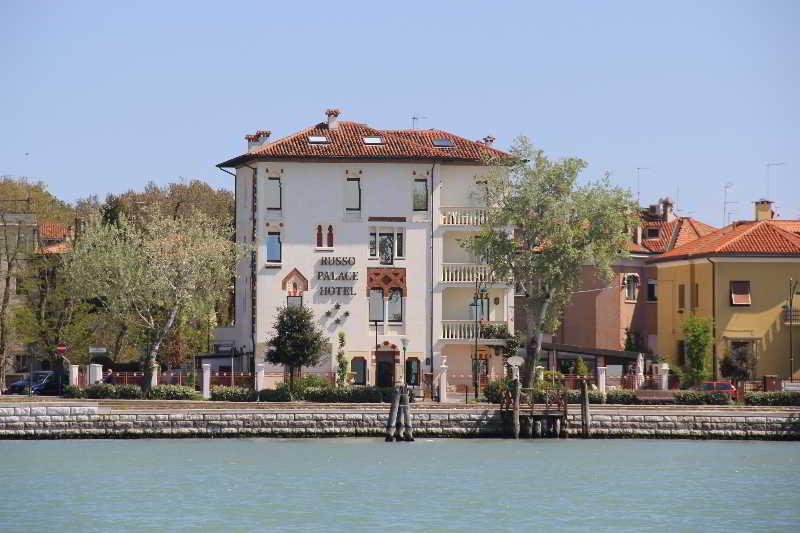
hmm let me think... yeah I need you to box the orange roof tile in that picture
[635,217,716,254]
[650,220,800,262]
[38,221,71,240]
[218,119,510,167]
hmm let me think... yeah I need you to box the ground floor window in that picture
[406,357,420,386]
[351,357,366,385]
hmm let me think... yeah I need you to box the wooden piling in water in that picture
[385,387,400,442]
[580,378,591,438]
[512,378,520,440]
[401,389,414,441]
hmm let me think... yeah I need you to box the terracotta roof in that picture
[38,221,71,240]
[650,220,800,263]
[38,242,70,254]
[218,119,511,167]
[631,217,717,255]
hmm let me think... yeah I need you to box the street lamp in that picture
[400,336,409,391]
[470,282,489,401]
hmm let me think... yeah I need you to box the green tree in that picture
[65,208,239,388]
[465,138,638,387]
[335,331,348,388]
[682,315,713,386]
[719,343,756,383]
[266,305,327,392]
[574,356,589,376]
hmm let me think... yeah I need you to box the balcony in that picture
[441,320,510,344]
[784,309,800,326]
[442,263,491,283]
[440,206,488,227]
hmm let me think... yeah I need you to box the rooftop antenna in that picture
[723,182,735,227]
[765,162,786,199]
[411,114,428,130]
[635,167,649,205]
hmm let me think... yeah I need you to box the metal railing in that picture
[441,320,507,340]
[440,206,488,226]
[783,309,800,325]
[441,263,491,283]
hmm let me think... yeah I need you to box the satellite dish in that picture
[507,356,524,367]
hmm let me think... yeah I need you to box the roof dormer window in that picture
[432,138,455,148]
[363,136,384,145]
[646,227,660,239]
[308,135,330,144]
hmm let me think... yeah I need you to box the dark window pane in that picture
[369,232,377,256]
[266,233,281,262]
[379,233,394,265]
[396,232,404,257]
[388,288,403,322]
[346,178,361,211]
[352,358,366,385]
[413,179,428,211]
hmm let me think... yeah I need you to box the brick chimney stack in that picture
[754,199,774,221]
[325,108,341,130]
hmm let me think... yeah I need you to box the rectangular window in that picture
[368,289,384,322]
[413,179,428,211]
[470,297,489,321]
[369,232,377,257]
[396,231,404,258]
[387,288,403,322]
[646,280,657,302]
[678,284,686,309]
[352,358,366,385]
[266,232,281,263]
[266,177,281,211]
[345,178,361,212]
[692,283,699,309]
[730,280,751,306]
[677,340,686,367]
[646,227,660,239]
[286,295,302,307]
[624,274,639,302]
[379,232,394,265]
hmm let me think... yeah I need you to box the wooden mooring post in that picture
[580,378,591,438]
[385,385,414,442]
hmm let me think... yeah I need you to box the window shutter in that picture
[730,281,751,306]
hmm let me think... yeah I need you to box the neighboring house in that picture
[546,197,716,359]
[36,221,73,255]
[213,109,514,399]
[651,200,800,380]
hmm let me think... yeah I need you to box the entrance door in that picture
[376,353,395,387]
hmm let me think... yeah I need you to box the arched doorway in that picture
[375,351,397,388]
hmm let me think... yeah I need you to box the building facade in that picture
[652,200,800,379]
[214,110,514,399]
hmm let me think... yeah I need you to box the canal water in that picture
[0,439,798,532]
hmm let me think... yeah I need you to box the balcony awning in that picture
[541,342,645,361]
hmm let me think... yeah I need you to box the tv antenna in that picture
[411,114,428,130]
[635,167,649,205]
[765,162,785,199]
[723,182,736,226]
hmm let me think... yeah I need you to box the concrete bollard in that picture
[149,362,159,389]
[596,366,607,395]
[255,363,265,393]
[88,363,103,384]
[69,365,80,387]
[201,364,211,399]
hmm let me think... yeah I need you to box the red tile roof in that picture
[650,220,800,262]
[629,217,717,255]
[39,242,70,255]
[218,119,510,167]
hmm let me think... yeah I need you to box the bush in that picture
[606,389,638,405]
[303,386,394,403]
[146,384,200,400]
[211,386,257,402]
[114,384,144,399]
[63,385,86,399]
[673,390,731,405]
[745,392,800,406]
[85,383,118,399]
[259,386,291,402]
[484,379,509,404]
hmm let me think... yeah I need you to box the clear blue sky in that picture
[2,0,798,225]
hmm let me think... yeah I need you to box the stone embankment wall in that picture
[0,403,798,440]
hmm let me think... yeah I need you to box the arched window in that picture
[316,225,323,247]
[327,225,334,248]
[388,288,403,322]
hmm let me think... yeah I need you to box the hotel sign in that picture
[317,256,358,296]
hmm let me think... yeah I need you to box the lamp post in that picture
[470,280,489,401]
[400,336,409,392]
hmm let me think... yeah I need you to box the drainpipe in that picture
[429,161,436,401]
[707,258,717,380]
[244,163,258,370]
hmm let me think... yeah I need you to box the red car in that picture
[701,381,737,397]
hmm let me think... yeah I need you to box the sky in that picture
[1,0,798,225]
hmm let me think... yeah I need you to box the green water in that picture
[0,439,798,532]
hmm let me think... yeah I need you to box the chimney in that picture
[325,108,341,130]
[246,130,271,151]
[482,135,495,147]
[754,199,774,221]
[660,197,675,221]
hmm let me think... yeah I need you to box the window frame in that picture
[678,284,686,310]
[646,227,660,239]
[368,288,385,322]
[351,357,367,385]
[286,295,302,308]
[378,232,395,265]
[265,232,282,263]
[387,288,403,323]
[624,274,640,303]
[265,177,282,211]
[345,177,362,212]
[405,357,420,386]
[730,280,752,307]
[369,232,377,257]
[413,178,428,211]
[646,279,657,302]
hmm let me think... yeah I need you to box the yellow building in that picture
[651,201,800,379]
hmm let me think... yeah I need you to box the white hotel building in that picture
[213,109,515,400]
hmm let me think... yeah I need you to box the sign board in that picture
[55,342,67,355]
[88,347,108,354]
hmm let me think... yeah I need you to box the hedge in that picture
[258,387,291,402]
[745,391,800,406]
[211,386,257,402]
[606,389,638,404]
[145,384,200,400]
[63,385,87,399]
[302,386,394,403]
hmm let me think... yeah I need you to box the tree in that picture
[266,305,327,390]
[720,343,756,383]
[682,315,713,386]
[466,138,638,387]
[574,356,589,376]
[66,208,239,388]
[335,332,348,388]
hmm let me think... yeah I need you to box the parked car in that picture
[701,381,737,397]
[6,371,62,395]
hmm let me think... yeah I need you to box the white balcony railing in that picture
[441,320,508,341]
[440,206,488,226]
[441,263,492,283]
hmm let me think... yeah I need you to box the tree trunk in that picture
[522,296,550,389]
[143,306,179,390]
